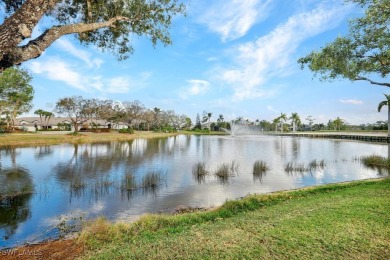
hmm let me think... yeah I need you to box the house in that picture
[12,117,128,132]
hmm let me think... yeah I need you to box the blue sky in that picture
[16,0,388,125]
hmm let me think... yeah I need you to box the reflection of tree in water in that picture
[34,145,54,160]
[0,147,20,167]
[0,167,33,241]
[52,137,191,199]
[54,138,188,180]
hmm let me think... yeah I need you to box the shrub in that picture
[118,128,134,134]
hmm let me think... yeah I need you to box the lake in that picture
[0,135,388,248]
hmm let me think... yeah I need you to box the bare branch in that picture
[355,76,390,87]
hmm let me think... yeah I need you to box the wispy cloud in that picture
[29,57,149,94]
[55,38,103,68]
[267,105,279,113]
[216,2,351,101]
[180,80,210,99]
[30,57,86,91]
[339,99,364,105]
[198,0,273,41]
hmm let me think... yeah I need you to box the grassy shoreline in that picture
[0,130,387,148]
[79,178,390,259]
[0,131,182,147]
[3,178,388,259]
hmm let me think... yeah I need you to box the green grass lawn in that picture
[79,178,390,259]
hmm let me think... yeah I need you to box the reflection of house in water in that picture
[13,117,128,132]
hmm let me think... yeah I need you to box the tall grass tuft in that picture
[284,161,308,173]
[141,171,164,189]
[121,171,137,191]
[360,155,390,168]
[253,160,269,175]
[214,163,231,178]
[192,162,208,183]
[214,161,240,183]
[308,159,326,171]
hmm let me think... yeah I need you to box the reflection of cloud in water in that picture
[0,135,387,248]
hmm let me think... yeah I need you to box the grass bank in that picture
[0,131,180,147]
[74,178,389,259]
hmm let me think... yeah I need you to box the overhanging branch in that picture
[355,76,390,87]
[8,16,135,66]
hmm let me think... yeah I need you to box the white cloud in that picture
[180,80,210,99]
[216,2,351,101]
[198,0,273,41]
[107,77,131,93]
[55,38,103,68]
[29,57,149,94]
[339,99,364,105]
[30,57,87,91]
[267,105,279,113]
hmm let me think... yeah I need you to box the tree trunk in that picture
[293,122,296,133]
[0,0,136,71]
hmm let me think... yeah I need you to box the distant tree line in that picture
[53,96,191,134]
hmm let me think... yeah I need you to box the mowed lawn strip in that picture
[0,131,180,147]
[79,178,390,259]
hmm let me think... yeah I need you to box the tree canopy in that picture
[298,0,389,87]
[0,67,34,129]
[0,0,185,71]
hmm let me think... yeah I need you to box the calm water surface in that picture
[0,135,388,248]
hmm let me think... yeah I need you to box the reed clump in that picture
[284,161,308,173]
[140,171,164,189]
[121,171,137,191]
[253,160,269,175]
[308,159,326,171]
[214,161,239,178]
[360,155,390,168]
[192,162,208,183]
[192,162,208,178]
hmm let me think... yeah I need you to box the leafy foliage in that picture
[298,0,389,87]
[0,0,186,69]
[0,67,34,129]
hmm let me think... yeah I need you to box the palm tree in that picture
[207,112,212,130]
[279,113,287,133]
[272,117,280,132]
[34,109,45,129]
[43,111,54,129]
[378,94,390,136]
[289,113,301,133]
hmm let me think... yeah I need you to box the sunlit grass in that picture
[0,131,180,147]
[78,178,390,259]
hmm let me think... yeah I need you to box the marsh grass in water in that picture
[308,159,326,171]
[214,161,240,178]
[192,162,208,183]
[78,179,390,259]
[361,155,390,168]
[253,160,269,175]
[121,171,137,191]
[284,161,308,173]
[140,171,165,190]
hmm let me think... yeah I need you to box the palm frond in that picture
[378,101,388,112]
